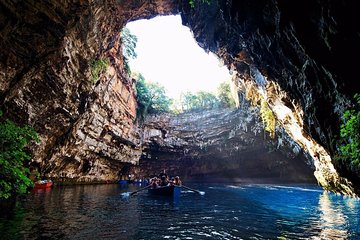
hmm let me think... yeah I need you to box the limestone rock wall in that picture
[179,0,359,194]
[0,0,177,182]
[0,0,358,194]
[136,108,315,183]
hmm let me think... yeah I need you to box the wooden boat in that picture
[119,179,149,184]
[129,179,147,184]
[33,180,53,189]
[118,180,129,184]
[147,185,181,198]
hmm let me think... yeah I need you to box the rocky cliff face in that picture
[179,0,359,194]
[135,108,315,183]
[0,0,177,182]
[0,0,358,194]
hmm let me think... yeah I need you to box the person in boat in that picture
[174,176,182,186]
[160,175,168,186]
[169,177,175,186]
[149,177,157,188]
[158,169,167,179]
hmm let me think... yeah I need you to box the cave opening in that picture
[0,0,356,196]
[123,15,233,110]
[2,1,360,238]
[118,15,316,185]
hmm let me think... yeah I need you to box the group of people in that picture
[149,170,182,188]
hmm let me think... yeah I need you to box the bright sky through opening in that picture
[126,15,231,99]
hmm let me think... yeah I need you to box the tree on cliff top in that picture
[134,73,172,120]
[175,81,236,113]
[217,81,236,108]
[121,27,137,73]
[0,110,39,199]
[180,91,219,111]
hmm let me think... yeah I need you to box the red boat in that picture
[33,180,53,189]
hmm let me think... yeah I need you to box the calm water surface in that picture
[0,183,359,239]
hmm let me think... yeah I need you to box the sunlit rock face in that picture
[179,0,359,194]
[0,0,358,193]
[0,0,178,182]
[135,108,315,183]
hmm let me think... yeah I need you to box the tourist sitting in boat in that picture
[174,176,182,186]
[168,177,175,186]
[159,169,168,179]
[160,175,168,186]
[150,177,158,188]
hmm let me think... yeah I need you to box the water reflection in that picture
[1,184,360,240]
[1,185,143,239]
[314,192,348,240]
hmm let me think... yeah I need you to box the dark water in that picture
[1,183,360,240]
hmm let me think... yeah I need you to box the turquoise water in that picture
[0,183,359,239]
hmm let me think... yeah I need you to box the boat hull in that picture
[119,180,149,184]
[148,185,181,198]
[34,182,53,189]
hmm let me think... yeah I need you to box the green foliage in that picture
[189,0,195,8]
[180,91,219,111]
[0,110,40,199]
[217,81,236,108]
[260,98,276,138]
[134,73,172,120]
[176,82,236,112]
[189,0,211,8]
[338,93,360,167]
[121,27,137,74]
[171,82,236,113]
[243,83,276,138]
[90,59,109,83]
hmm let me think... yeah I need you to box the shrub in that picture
[260,99,276,138]
[338,93,360,167]
[0,111,39,199]
[189,0,211,8]
[244,83,276,138]
[90,59,109,83]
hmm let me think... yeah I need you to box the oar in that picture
[181,185,205,195]
[130,185,152,196]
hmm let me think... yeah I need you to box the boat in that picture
[118,180,129,184]
[119,179,149,184]
[130,179,149,184]
[33,180,53,189]
[147,185,181,198]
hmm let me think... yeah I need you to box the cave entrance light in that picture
[125,15,232,101]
